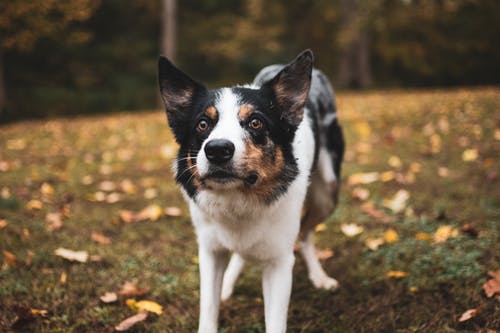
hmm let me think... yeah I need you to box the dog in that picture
[158,49,345,333]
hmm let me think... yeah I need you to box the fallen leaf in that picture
[415,232,432,241]
[30,308,48,317]
[100,292,118,303]
[315,223,327,232]
[119,282,148,296]
[383,189,410,213]
[3,250,17,266]
[144,188,158,199]
[26,199,43,210]
[0,219,8,228]
[119,210,135,223]
[386,270,409,278]
[351,187,370,201]
[120,179,137,194]
[91,231,112,245]
[458,308,479,322]
[54,248,88,263]
[365,237,384,251]
[106,192,121,203]
[409,162,422,173]
[115,310,148,331]
[438,166,449,177]
[81,175,94,185]
[384,228,399,244]
[462,149,478,162]
[429,134,442,153]
[380,171,395,182]
[45,212,63,231]
[126,299,163,315]
[60,272,67,284]
[388,156,402,168]
[433,225,459,244]
[119,204,164,223]
[354,121,372,139]
[316,248,334,260]
[482,270,500,299]
[348,172,379,186]
[340,223,364,237]
[164,206,182,217]
[97,180,116,192]
[40,183,54,196]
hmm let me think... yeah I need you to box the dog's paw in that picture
[310,274,339,291]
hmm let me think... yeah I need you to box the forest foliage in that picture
[1,0,499,121]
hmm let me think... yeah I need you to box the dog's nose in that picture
[204,139,235,164]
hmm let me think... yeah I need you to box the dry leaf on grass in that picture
[386,270,409,278]
[26,199,43,210]
[119,204,163,223]
[164,206,182,217]
[383,190,410,213]
[384,228,399,244]
[360,201,396,224]
[365,237,384,251]
[315,223,327,232]
[482,270,500,300]
[40,183,54,196]
[91,231,112,245]
[45,212,63,231]
[458,308,479,322]
[462,149,478,162]
[0,219,8,228]
[340,223,364,237]
[3,250,17,266]
[351,187,370,201]
[119,282,148,296]
[126,299,163,315]
[54,248,88,263]
[348,172,379,186]
[115,310,148,331]
[433,225,459,244]
[100,292,118,303]
[316,248,334,260]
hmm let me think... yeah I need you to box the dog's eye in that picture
[249,118,263,130]
[196,119,209,132]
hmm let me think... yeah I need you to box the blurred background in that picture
[0,0,499,122]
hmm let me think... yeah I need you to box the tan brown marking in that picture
[204,106,217,120]
[242,140,285,201]
[238,104,254,121]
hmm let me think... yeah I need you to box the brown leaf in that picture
[91,231,112,245]
[0,219,8,228]
[100,292,118,303]
[3,250,17,266]
[118,281,148,296]
[483,270,500,298]
[114,310,148,331]
[316,248,334,260]
[60,272,67,284]
[164,206,182,217]
[45,212,63,232]
[119,210,135,223]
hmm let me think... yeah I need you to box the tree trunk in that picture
[160,0,177,61]
[0,48,6,113]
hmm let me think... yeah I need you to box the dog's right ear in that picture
[158,56,207,143]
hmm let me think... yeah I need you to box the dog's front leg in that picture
[198,246,229,333]
[262,254,295,333]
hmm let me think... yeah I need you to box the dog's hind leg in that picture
[221,253,245,301]
[299,229,339,290]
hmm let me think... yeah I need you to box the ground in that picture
[0,88,499,332]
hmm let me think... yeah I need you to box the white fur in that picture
[186,89,316,333]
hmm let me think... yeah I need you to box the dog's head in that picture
[158,50,313,203]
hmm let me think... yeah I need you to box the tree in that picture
[0,1,99,114]
[160,0,177,61]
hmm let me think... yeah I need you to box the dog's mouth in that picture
[200,169,259,188]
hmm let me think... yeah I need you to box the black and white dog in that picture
[158,50,344,332]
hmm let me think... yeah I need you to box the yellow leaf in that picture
[126,299,163,315]
[315,223,327,232]
[137,204,163,221]
[26,199,43,210]
[54,248,88,263]
[429,134,442,153]
[380,171,395,182]
[433,225,459,244]
[415,232,432,241]
[384,228,399,244]
[386,270,409,278]
[40,183,54,196]
[30,308,48,317]
[192,256,199,264]
[388,156,402,168]
[462,149,478,162]
[383,189,410,213]
[351,187,370,201]
[408,286,418,293]
[354,121,372,139]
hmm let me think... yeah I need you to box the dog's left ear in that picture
[158,56,207,143]
[265,49,313,127]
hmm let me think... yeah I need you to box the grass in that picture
[0,88,499,332]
